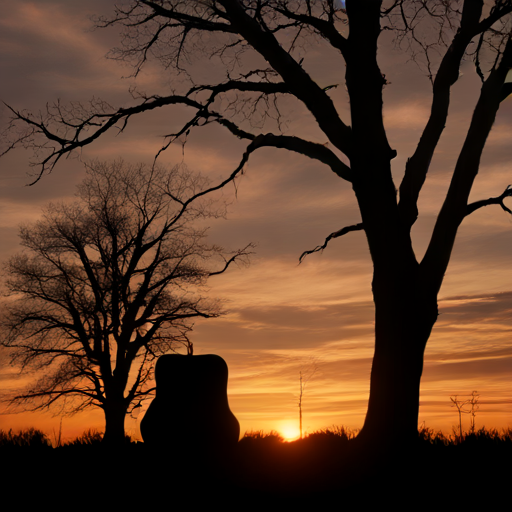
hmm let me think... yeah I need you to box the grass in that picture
[0,427,52,448]
[0,427,136,449]
[0,425,510,506]
[240,424,511,446]
[1,423,510,448]
[417,424,512,445]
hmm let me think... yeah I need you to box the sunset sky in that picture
[0,0,510,442]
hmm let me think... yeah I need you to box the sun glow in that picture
[279,422,301,442]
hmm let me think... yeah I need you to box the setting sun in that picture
[279,422,301,442]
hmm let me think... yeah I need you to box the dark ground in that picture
[1,429,510,508]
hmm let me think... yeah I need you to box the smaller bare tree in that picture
[0,160,252,444]
[298,359,318,439]
[468,391,480,434]
[450,391,479,443]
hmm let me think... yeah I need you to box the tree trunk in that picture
[102,400,128,445]
[359,274,438,446]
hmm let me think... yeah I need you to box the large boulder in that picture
[140,354,240,458]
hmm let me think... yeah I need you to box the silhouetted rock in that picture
[140,353,240,461]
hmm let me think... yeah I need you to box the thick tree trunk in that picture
[359,276,438,446]
[102,400,128,445]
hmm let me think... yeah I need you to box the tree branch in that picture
[4,73,295,181]
[218,0,353,157]
[139,0,236,34]
[272,3,349,56]
[3,95,202,181]
[243,133,354,182]
[398,0,492,230]
[299,222,364,263]
[421,36,512,294]
[466,185,512,216]
[208,243,255,277]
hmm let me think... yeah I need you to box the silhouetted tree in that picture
[2,1,512,445]
[0,160,251,444]
[298,359,318,439]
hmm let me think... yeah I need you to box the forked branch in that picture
[466,185,512,216]
[272,2,348,55]
[421,36,512,294]
[398,0,503,229]
[208,243,255,277]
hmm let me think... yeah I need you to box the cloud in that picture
[384,102,431,130]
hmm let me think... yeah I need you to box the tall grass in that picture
[63,428,104,447]
[305,425,358,441]
[418,424,512,446]
[242,430,284,442]
[0,425,510,449]
[0,428,52,448]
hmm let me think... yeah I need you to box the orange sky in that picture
[0,1,510,443]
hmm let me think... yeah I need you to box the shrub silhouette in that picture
[0,428,51,448]
[63,429,104,447]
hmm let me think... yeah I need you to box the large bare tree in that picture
[2,1,512,445]
[0,160,250,443]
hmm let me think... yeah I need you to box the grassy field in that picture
[1,426,510,506]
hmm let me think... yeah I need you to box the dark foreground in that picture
[1,428,510,507]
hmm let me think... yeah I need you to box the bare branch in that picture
[421,36,512,294]
[163,132,353,226]
[272,2,349,56]
[4,72,297,181]
[466,184,512,216]
[398,0,495,230]
[216,0,353,156]
[299,222,364,263]
[243,132,354,181]
[208,243,255,276]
